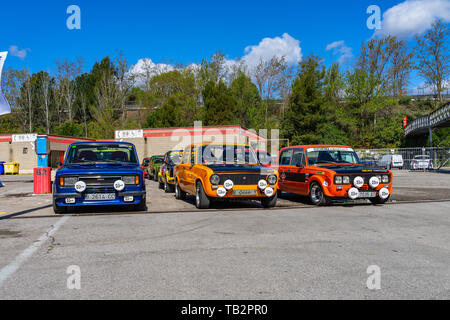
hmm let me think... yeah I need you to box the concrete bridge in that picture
[404,102,450,141]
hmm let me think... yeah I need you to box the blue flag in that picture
[0,51,11,116]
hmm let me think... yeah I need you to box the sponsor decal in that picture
[307,147,353,152]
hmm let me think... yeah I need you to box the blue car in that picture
[53,141,147,214]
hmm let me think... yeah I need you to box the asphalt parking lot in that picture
[0,170,449,299]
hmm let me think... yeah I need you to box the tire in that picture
[134,197,147,211]
[164,180,174,193]
[153,171,158,182]
[370,195,390,205]
[158,178,164,189]
[195,181,210,209]
[261,192,277,208]
[53,199,67,214]
[175,180,186,200]
[309,182,331,206]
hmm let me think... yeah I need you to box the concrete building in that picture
[115,125,266,161]
[0,134,93,173]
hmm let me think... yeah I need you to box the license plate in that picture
[85,193,116,201]
[358,191,376,198]
[232,189,257,196]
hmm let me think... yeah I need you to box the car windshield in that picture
[142,159,150,165]
[66,144,138,164]
[154,157,164,164]
[306,147,360,165]
[257,151,272,163]
[198,144,258,164]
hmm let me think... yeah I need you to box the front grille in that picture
[79,176,122,187]
[218,174,266,185]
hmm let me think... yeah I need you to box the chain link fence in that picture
[356,147,450,170]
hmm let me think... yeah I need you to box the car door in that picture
[184,146,197,194]
[178,146,191,191]
[289,148,308,195]
[278,148,293,193]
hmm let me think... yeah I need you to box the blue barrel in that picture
[0,161,5,175]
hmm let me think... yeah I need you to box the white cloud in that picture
[128,58,175,88]
[8,45,29,59]
[240,33,302,67]
[325,40,353,64]
[374,0,450,38]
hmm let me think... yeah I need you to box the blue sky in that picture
[1,0,449,91]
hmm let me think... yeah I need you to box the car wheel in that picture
[261,192,277,208]
[175,180,186,200]
[370,195,389,205]
[309,182,330,206]
[158,178,164,189]
[164,180,174,193]
[53,199,67,214]
[195,181,210,209]
[153,172,158,182]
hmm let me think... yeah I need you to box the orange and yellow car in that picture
[275,145,393,205]
[174,143,279,209]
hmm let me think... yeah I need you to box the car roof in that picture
[69,141,136,147]
[280,144,352,151]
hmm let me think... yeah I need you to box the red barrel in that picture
[34,167,52,194]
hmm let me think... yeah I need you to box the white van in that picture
[376,154,404,169]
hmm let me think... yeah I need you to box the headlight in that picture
[343,176,350,184]
[382,175,389,183]
[335,176,342,184]
[123,176,137,185]
[210,174,220,185]
[63,176,78,186]
[267,174,277,184]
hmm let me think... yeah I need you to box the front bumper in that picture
[53,189,146,207]
[322,184,392,199]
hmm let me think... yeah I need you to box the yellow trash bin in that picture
[4,162,19,175]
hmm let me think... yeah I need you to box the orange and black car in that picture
[276,145,393,205]
[174,143,279,209]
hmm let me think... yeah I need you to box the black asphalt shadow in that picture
[0,204,53,220]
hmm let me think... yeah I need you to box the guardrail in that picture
[404,102,450,136]
[356,147,450,170]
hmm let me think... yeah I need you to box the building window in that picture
[23,147,28,154]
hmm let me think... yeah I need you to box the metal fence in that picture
[356,147,450,170]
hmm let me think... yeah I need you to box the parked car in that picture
[376,154,404,170]
[275,145,393,205]
[53,141,147,214]
[158,150,183,192]
[141,157,151,179]
[360,156,377,167]
[147,155,164,181]
[410,155,433,170]
[174,143,278,209]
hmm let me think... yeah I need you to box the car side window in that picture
[291,149,306,166]
[279,149,293,165]
[183,146,190,164]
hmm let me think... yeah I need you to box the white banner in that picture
[12,133,37,143]
[0,51,11,116]
[115,129,144,139]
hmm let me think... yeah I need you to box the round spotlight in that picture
[353,176,364,188]
[369,176,380,189]
[258,179,268,190]
[223,179,234,190]
[348,187,360,200]
[264,187,274,197]
[74,181,86,193]
[114,180,125,191]
[379,187,390,199]
[217,187,227,197]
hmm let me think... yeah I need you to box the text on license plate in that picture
[358,191,376,198]
[85,193,116,201]
[232,189,257,196]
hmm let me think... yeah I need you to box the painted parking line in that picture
[0,215,71,288]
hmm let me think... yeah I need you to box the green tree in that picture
[202,80,237,126]
[282,55,326,145]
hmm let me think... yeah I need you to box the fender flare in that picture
[307,175,333,197]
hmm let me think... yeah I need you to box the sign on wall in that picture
[12,134,37,143]
[115,130,143,139]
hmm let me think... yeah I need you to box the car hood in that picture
[313,164,389,174]
[57,163,142,176]
[204,164,275,174]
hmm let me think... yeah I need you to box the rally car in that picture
[141,157,151,179]
[276,145,392,205]
[53,141,147,213]
[147,155,164,181]
[158,149,183,192]
[174,143,278,209]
